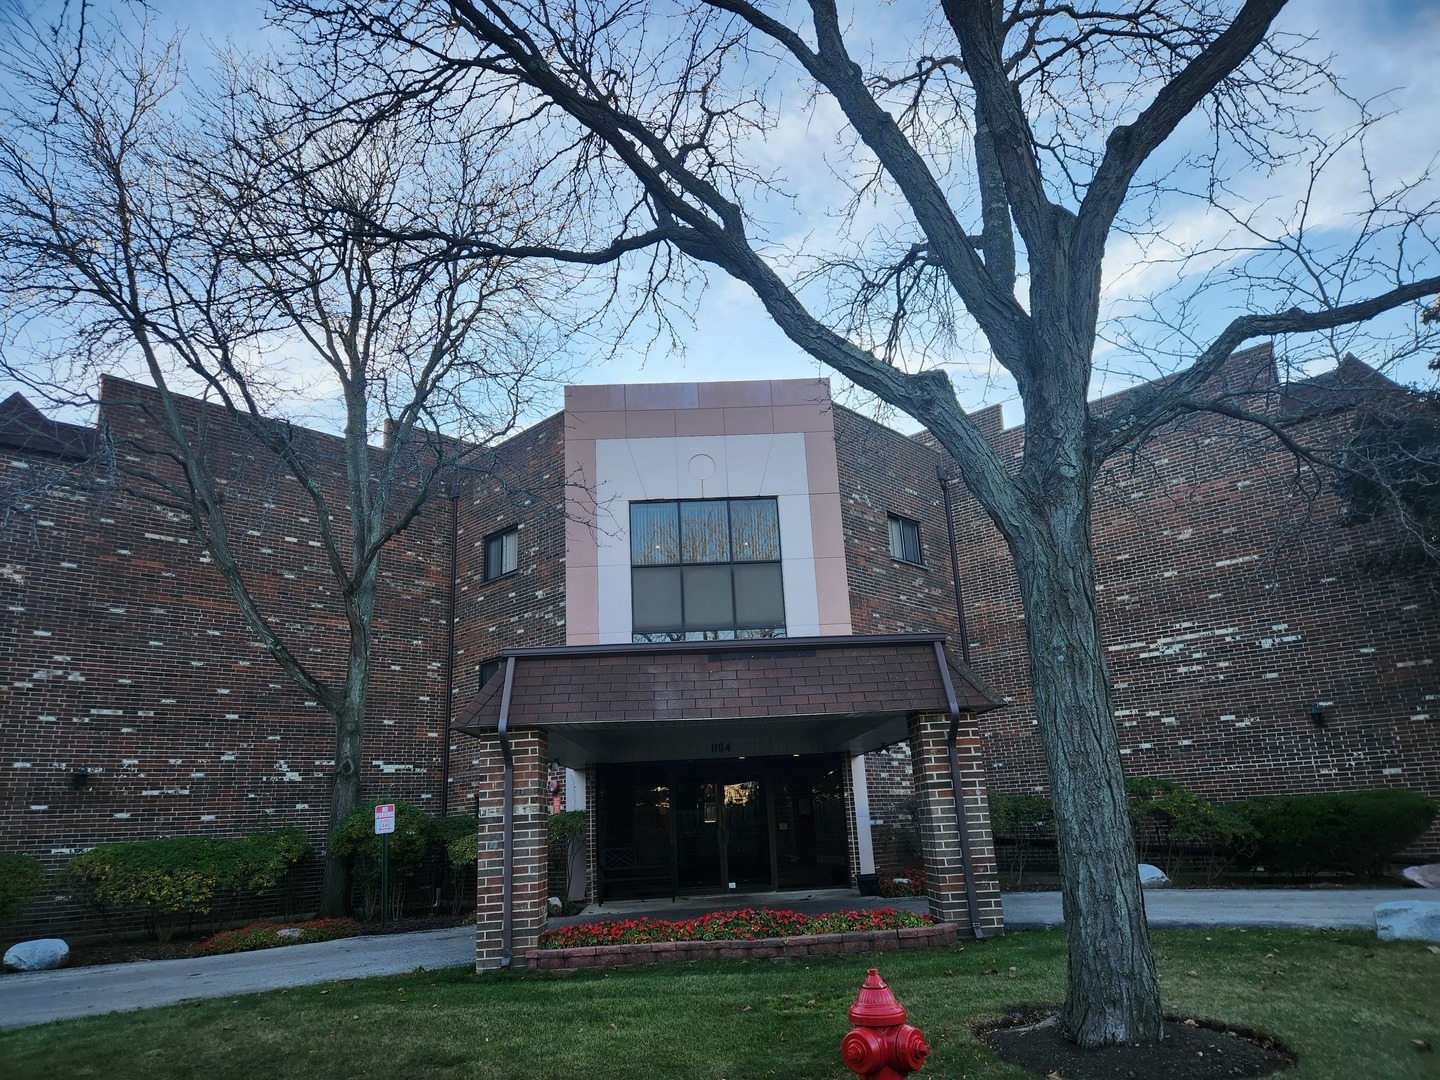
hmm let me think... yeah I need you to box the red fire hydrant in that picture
[840,968,931,1079]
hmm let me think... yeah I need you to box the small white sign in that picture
[374,803,396,835]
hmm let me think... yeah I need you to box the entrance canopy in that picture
[452,634,1000,766]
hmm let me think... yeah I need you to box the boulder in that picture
[1137,863,1171,889]
[1401,864,1440,889]
[3,938,70,972]
[1374,900,1440,943]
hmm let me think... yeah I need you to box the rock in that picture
[1401,864,1440,889]
[1138,863,1171,889]
[3,938,70,972]
[1375,900,1440,943]
[547,896,563,912]
[275,927,305,940]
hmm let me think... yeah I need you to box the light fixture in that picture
[1308,704,1325,727]
[70,766,91,790]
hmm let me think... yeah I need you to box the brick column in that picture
[474,728,549,971]
[908,711,1005,935]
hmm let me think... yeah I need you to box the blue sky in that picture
[3,0,1438,433]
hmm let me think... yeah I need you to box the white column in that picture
[849,753,876,876]
[564,768,589,902]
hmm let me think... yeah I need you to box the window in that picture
[888,514,922,565]
[630,498,786,642]
[484,527,518,581]
[478,658,503,691]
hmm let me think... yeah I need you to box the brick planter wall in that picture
[524,921,958,974]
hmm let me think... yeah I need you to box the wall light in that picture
[70,766,91,790]
[1308,704,1325,727]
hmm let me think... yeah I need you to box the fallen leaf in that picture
[1258,981,1268,991]
[1414,1040,1433,1053]
[741,1005,752,1012]
[981,968,998,976]
[1427,946,1440,955]
[1183,1019,1198,1028]
[1186,970,1198,978]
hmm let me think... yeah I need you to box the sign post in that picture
[374,803,396,928]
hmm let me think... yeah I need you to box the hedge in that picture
[63,829,311,941]
[0,851,45,922]
[1239,789,1437,877]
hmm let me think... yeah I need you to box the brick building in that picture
[2,349,1436,961]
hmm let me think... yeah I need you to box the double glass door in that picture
[674,778,770,889]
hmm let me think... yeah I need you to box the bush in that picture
[1125,777,1258,882]
[0,851,45,922]
[62,829,311,941]
[435,814,478,915]
[876,865,926,898]
[1240,789,1437,877]
[988,794,1055,885]
[329,799,437,918]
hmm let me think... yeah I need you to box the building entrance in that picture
[597,756,849,898]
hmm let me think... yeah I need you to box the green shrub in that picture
[988,794,1054,886]
[62,829,310,941]
[329,800,437,918]
[436,814,478,915]
[0,851,45,922]
[1125,776,1258,881]
[1240,789,1437,877]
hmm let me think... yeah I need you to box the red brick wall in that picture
[948,380,1440,856]
[0,380,454,941]
[449,414,567,817]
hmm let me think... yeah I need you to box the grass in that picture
[2,929,1436,1079]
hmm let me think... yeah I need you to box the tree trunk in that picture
[1011,481,1162,1047]
[319,672,367,916]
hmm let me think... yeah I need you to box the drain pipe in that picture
[440,491,459,819]
[497,656,517,967]
[937,467,972,665]
[933,640,985,941]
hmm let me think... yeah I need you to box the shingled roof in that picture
[0,393,97,460]
[453,634,1001,762]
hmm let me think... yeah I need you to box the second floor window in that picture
[484,526,518,581]
[888,514,922,565]
[630,498,786,642]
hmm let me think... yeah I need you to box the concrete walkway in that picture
[0,887,1419,1031]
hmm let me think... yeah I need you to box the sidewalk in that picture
[0,887,1418,1031]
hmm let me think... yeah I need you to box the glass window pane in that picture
[730,498,780,562]
[680,501,730,563]
[501,530,518,573]
[682,564,735,630]
[733,563,786,629]
[632,566,682,631]
[631,502,680,565]
[889,515,921,564]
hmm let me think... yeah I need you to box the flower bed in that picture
[191,918,361,957]
[529,908,955,973]
[540,907,931,949]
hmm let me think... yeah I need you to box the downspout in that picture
[937,467,972,664]
[441,492,459,819]
[497,656,517,968]
[933,640,985,941]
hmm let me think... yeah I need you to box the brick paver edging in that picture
[524,922,958,974]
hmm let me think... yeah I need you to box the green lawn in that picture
[2,930,1436,1079]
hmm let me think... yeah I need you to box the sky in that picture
[2,0,1438,435]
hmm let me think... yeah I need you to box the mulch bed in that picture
[49,913,472,969]
[978,1007,1294,1080]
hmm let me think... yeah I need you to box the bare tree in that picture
[0,6,574,913]
[275,0,1440,1042]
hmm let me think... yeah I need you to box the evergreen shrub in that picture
[1240,789,1437,877]
[0,850,44,922]
[63,829,310,940]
